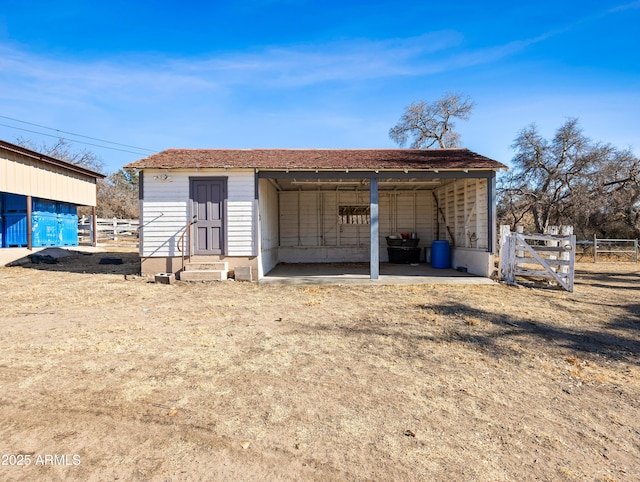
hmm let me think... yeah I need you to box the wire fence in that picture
[593,235,638,263]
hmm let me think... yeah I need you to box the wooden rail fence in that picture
[499,225,576,292]
[78,217,139,247]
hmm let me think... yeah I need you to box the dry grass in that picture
[0,252,638,481]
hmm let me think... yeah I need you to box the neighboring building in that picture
[0,140,105,249]
[126,148,506,281]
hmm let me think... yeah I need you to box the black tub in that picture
[385,237,419,247]
[387,247,422,264]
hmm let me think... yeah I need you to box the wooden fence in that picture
[78,217,139,247]
[499,225,576,292]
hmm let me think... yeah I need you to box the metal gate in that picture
[593,235,638,263]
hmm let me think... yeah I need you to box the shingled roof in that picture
[126,148,506,171]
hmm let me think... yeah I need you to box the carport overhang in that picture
[256,168,498,280]
[1,140,106,250]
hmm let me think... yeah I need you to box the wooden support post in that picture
[92,207,98,247]
[505,233,516,285]
[593,233,598,263]
[516,225,524,270]
[563,226,576,292]
[26,195,32,250]
[487,172,496,253]
[498,225,511,280]
[560,226,573,275]
[545,225,559,272]
[370,178,379,280]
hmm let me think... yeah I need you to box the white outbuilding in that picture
[126,148,506,281]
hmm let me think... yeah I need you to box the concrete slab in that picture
[260,263,496,286]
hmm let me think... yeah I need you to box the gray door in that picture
[191,179,226,255]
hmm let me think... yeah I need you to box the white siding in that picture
[433,178,488,250]
[279,191,299,246]
[378,191,433,261]
[299,192,320,246]
[416,191,435,245]
[475,179,489,250]
[378,192,433,240]
[395,193,416,234]
[141,171,190,257]
[278,189,435,262]
[141,169,256,257]
[336,191,369,247]
[322,192,338,246]
[227,171,256,256]
[258,179,279,276]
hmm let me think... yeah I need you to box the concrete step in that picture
[179,269,227,282]
[183,261,228,271]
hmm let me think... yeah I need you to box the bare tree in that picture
[498,119,597,233]
[593,150,640,238]
[98,168,139,219]
[389,92,475,149]
[498,118,640,238]
[15,136,105,173]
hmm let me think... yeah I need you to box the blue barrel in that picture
[431,240,450,269]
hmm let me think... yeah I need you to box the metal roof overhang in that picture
[0,140,105,179]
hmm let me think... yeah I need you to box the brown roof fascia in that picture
[0,139,106,179]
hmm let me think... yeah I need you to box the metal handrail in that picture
[178,216,197,271]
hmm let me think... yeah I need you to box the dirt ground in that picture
[0,250,638,481]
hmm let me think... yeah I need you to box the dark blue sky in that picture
[1,0,639,171]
